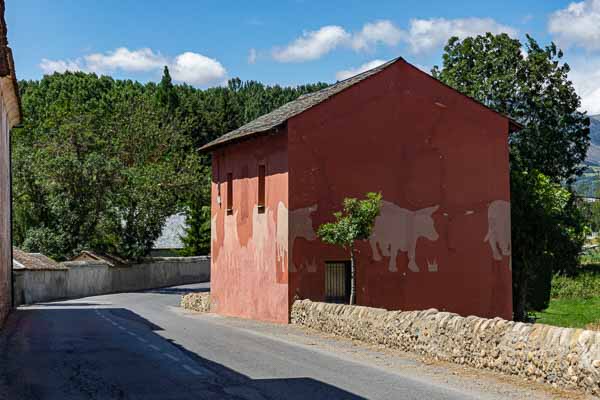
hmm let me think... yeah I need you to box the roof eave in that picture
[198,124,285,153]
[509,119,523,133]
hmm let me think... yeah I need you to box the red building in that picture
[200,58,519,323]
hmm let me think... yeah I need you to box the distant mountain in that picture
[586,115,600,165]
[574,115,600,196]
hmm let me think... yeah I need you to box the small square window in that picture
[226,173,233,215]
[258,165,266,213]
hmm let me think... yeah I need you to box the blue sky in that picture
[6,0,600,113]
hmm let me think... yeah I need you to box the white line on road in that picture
[164,353,179,362]
[182,364,204,376]
[118,326,126,330]
[148,344,161,351]
[137,337,148,343]
[127,332,137,337]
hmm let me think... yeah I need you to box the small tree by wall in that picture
[317,192,382,305]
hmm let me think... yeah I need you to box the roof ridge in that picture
[199,56,520,152]
[199,57,404,152]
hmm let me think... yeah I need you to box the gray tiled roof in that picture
[199,57,402,151]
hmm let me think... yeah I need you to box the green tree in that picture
[511,170,586,320]
[433,33,590,320]
[12,71,329,260]
[12,72,200,260]
[156,66,179,113]
[317,192,382,305]
[13,73,121,259]
[179,166,212,256]
[102,95,201,259]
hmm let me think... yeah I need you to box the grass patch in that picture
[533,298,600,329]
[533,263,600,329]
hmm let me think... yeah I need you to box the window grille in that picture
[325,261,351,304]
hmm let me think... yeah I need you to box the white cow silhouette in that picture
[484,200,511,262]
[288,205,318,271]
[369,201,439,272]
[290,205,317,245]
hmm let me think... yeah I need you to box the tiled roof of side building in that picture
[12,248,67,270]
[199,57,521,153]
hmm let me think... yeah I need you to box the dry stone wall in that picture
[291,299,600,395]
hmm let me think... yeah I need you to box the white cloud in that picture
[569,57,600,114]
[273,18,516,62]
[39,47,226,86]
[39,58,83,74]
[351,20,403,51]
[335,59,387,80]
[549,0,600,51]
[170,52,227,85]
[85,47,167,72]
[272,25,350,62]
[272,21,400,62]
[405,17,518,54]
[248,48,257,64]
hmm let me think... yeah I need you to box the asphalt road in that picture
[0,283,578,400]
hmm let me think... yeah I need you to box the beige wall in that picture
[14,257,210,305]
[0,93,11,324]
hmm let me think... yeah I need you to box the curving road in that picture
[0,283,577,400]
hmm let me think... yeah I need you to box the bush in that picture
[550,267,600,299]
[511,169,587,321]
[580,248,600,265]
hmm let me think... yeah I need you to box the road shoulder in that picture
[174,308,594,400]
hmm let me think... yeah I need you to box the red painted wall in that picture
[210,133,290,323]
[287,60,512,320]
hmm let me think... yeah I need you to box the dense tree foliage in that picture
[317,193,382,305]
[433,33,589,320]
[511,170,586,321]
[12,70,327,260]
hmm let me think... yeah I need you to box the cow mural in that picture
[484,200,511,265]
[369,201,439,272]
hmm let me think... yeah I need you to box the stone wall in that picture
[14,257,210,305]
[291,300,600,395]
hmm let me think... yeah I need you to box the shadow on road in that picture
[0,304,365,400]
[144,286,210,295]
[32,302,109,307]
